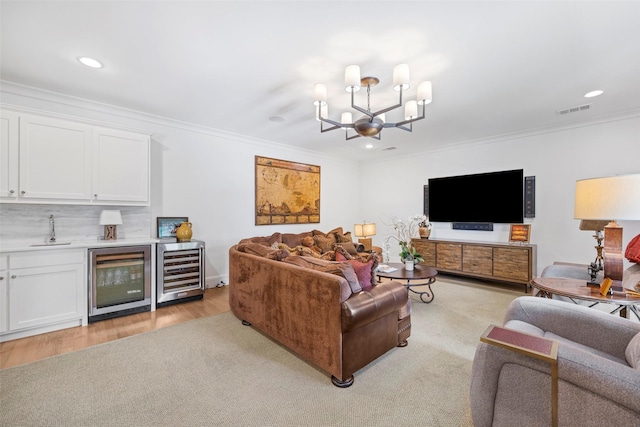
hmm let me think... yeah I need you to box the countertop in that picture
[0,237,162,253]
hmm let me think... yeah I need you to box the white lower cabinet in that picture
[0,249,86,342]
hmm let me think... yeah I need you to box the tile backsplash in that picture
[0,204,151,244]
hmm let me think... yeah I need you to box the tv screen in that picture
[428,169,524,224]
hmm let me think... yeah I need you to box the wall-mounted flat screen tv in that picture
[428,169,524,224]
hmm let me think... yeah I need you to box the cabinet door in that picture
[0,110,19,199]
[8,263,84,331]
[436,243,463,271]
[463,245,493,275]
[412,239,436,266]
[19,114,92,201]
[493,247,531,283]
[0,270,7,333]
[92,127,150,204]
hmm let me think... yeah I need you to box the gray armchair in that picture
[470,296,640,427]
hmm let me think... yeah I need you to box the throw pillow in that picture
[626,332,640,369]
[336,251,376,291]
[266,248,290,261]
[625,234,640,264]
[314,234,335,253]
[336,241,359,255]
[334,244,355,260]
[283,256,362,294]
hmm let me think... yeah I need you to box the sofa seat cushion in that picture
[341,282,408,333]
[283,255,362,294]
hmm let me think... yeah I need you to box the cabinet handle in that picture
[11,275,17,279]
[9,189,15,194]
[21,190,26,195]
[94,194,98,199]
[0,277,3,280]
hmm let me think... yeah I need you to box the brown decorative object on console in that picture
[579,219,610,284]
[574,174,640,289]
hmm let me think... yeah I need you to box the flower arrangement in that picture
[384,214,429,263]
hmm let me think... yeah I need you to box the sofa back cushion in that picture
[283,255,362,294]
[282,232,312,248]
[627,332,640,369]
[237,242,289,261]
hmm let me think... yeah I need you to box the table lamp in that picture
[354,222,376,251]
[574,174,640,289]
[99,210,123,240]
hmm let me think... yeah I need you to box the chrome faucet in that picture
[48,215,56,243]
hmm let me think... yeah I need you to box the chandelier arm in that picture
[370,88,404,117]
[346,132,361,140]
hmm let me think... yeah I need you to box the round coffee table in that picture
[376,263,438,303]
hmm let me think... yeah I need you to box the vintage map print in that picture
[255,156,320,225]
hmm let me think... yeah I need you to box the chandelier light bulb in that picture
[393,64,410,91]
[313,83,327,106]
[345,65,361,92]
[417,81,433,105]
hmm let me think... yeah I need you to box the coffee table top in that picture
[531,277,640,306]
[376,263,438,281]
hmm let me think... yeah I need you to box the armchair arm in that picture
[471,339,640,427]
[505,297,640,360]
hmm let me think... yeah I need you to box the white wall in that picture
[1,83,361,286]
[360,115,640,275]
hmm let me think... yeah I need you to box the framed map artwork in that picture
[255,156,320,225]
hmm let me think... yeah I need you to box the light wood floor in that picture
[0,286,230,370]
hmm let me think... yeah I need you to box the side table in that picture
[530,276,640,321]
[376,263,438,303]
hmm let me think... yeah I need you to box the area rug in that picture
[0,277,522,426]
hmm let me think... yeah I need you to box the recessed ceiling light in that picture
[269,116,285,123]
[584,90,603,98]
[78,57,103,69]
[365,143,374,149]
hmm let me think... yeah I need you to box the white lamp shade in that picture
[405,100,418,119]
[354,223,376,238]
[313,83,327,106]
[99,210,123,225]
[345,65,361,92]
[417,81,433,105]
[574,174,640,220]
[393,64,410,91]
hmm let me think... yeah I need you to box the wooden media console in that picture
[412,238,536,291]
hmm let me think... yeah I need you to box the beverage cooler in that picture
[88,245,152,322]
[156,240,205,307]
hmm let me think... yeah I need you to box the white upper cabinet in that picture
[19,114,93,201]
[93,127,150,203]
[0,109,151,206]
[0,110,19,199]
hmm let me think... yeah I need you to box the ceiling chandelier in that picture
[313,64,432,140]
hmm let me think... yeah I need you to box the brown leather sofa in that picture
[229,229,411,387]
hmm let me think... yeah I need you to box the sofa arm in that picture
[341,281,408,332]
[505,297,640,360]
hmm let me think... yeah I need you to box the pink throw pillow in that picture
[336,251,374,291]
[626,234,640,264]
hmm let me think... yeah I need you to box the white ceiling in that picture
[2,1,640,162]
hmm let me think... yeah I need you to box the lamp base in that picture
[603,220,623,289]
[104,225,117,240]
[358,237,372,252]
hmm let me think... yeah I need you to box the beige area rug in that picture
[0,277,524,426]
